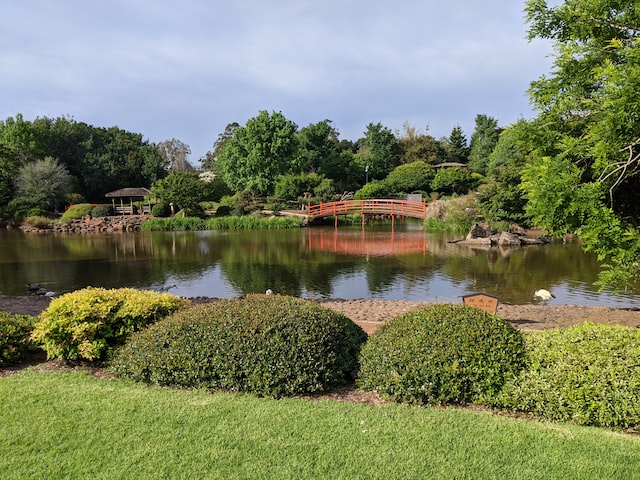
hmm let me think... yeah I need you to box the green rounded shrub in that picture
[61,203,94,220]
[493,323,640,429]
[0,312,39,366]
[91,204,112,217]
[110,294,368,397]
[357,304,525,405]
[151,202,171,217]
[31,287,190,362]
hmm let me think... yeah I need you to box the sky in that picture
[0,1,555,164]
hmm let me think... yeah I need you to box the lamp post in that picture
[365,165,369,184]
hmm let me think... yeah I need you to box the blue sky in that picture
[1,1,554,163]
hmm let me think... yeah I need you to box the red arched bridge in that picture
[303,199,428,225]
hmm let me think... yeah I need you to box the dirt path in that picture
[3,295,640,335]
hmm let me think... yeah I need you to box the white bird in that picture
[534,289,555,302]
[265,289,273,295]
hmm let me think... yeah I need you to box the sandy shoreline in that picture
[3,295,640,335]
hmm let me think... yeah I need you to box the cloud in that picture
[0,0,554,161]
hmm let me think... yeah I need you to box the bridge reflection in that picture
[306,229,427,256]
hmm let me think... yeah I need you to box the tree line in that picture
[1,0,638,290]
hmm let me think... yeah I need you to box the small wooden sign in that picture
[462,293,499,315]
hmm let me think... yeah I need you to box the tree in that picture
[151,171,209,213]
[14,157,73,211]
[201,122,240,171]
[357,122,399,181]
[446,125,470,164]
[158,138,194,172]
[431,167,478,195]
[295,119,342,174]
[216,111,299,196]
[468,114,500,175]
[396,122,445,165]
[521,0,640,289]
[477,123,529,224]
[384,161,435,194]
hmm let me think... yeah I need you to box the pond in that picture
[1,222,640,307]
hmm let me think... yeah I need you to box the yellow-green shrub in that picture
[357,304,525,405]
[110,294,368,397]
[31,287,189,362]
[492,323,640,429]
[60,203,94,220]
[1,312,39,366]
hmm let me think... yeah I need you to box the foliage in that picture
[22,215,52,229]
[384,161,435,194]
[274,172,334,204]
[430,167,479,195]
[0,312,38,366]
[216,110,299,196]
[446,124,470,163]
[353,180,390,199]
[90,204,112,217]
[477,124,529,224]
[467,114,500,175]
[396,122,445,165]
[520,0,640,289]
[151,202,171,217]
[494,323,640,429]
[357,122,399,181]
[424,194,481,234]
[60,203,94,220]
[200,122,240,171]
[151,171,210,212]
[0,115,167,202]
[14,156,73,211]
[141,215,304,231]
[157,138,193,172]
[30,287,189,361]
[295,119,342,173]
[358,304,525,405]
[110,294,368,397]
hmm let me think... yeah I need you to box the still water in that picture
[1,222,640,307]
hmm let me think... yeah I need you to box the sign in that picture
[462,293,499,315]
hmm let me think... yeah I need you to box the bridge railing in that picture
[307,199,427,220]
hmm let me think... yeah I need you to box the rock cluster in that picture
[19,215,146,234]
[451,223,549,247]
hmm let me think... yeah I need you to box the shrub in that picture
[214,205,231,217]
[492,323,640,429]
[61,203,94,220]
[151,202,171,217]
[31,287,190,362]
[23,215,52,229]
[0,312,39,366]
[110,294,368,397]
[91,204,112,217]
[357,304,525,406]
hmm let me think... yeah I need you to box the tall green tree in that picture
[295,119,340,173]
[521,0,640,289]
[396,122,445,165]
[468,114,500,175]
[357,122,399,181]
[158,138,194,172]
[446,125,470,164]
[151,171,210,213]
[216,111,299,196]
[14,157,72,211]
[201,122,240,171]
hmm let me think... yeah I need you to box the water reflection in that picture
[1,225,639,307]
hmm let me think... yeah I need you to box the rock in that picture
[497,231,523,246]
[466,223,491,240]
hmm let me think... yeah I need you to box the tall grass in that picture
[141,215,304,231]
[1,370,639,479]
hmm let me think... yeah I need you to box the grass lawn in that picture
[1,370,639,479]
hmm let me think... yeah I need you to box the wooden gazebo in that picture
[105,187,152,215]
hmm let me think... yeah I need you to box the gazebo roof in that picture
[105,187,151,198]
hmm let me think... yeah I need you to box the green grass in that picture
[1,370,639,479]
[141,215,304,231]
